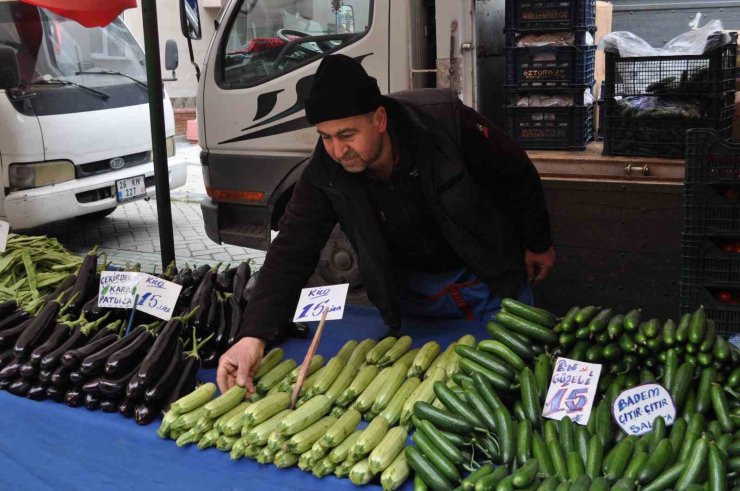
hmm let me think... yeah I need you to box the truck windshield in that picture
[221,0,372,87]
[0,2,147,87]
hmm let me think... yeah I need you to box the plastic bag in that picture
[612,96,704,119]
[599,20,730,57]
[516,32,594,48]
[516,89,594,108]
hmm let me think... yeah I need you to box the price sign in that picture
[0,221,9,253]
[98,271,139,309]
[135,274,182,321]
[293,283,349,322]
[612,383,676,436]
[542,357,602,425]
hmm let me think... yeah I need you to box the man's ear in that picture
[373,106,388,133]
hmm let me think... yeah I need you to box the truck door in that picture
[200,0,387,250]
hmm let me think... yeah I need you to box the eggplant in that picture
[0,318,33,349]
[119,397,137,417]
[61,334,118,368]
[27,383,47,401]
[144,340,183,404]
[0,358,22,380]
[243,270,259,304]
[0,299,18,318]
[38,369,52,385]
[80,326,143,375]
[200,350,219,369]
[134,402,158,425]
[46,385,67,402]
[81,295,99,319]
[19,361,37,380]
[65,387,84,407]
[225,294,243,347]
[29,323,71,367]
[44,274,75,303]
[231,262,251,306]
[100,363,141,398]
[125,373,146,400]
[176,265,194,290]
[69,369,94,386]
[83,392,100,410]
[207,291,222,339]
[0,348,16,371]
[0,378,13,390]
[135,316,186,386]
[99,398,118,413]
[192,263,212,284]
[105,328,155,378]
[40,327,87,371]
[67,248,99,314]
[162,328,212,411]
[189,270,215,331]
[216,265,237,291]
[0,309,30,332]
[8,378,31,396]
[13,294,64,359]
[82,377,101,394]
[50,364,72,387]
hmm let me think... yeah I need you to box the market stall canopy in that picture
[19,0,137,27]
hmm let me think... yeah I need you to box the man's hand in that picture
[525,246,556,284]
[217,337,266,395]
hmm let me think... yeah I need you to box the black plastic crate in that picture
[685,129,740,187]
[681,235,740,286]
[505,0,596,32]
[505,104,593,150]
[505,28,595,49]
[683,185,740,236]
[603,94,735,158]
[604,33,737,99]
[506,45,596,88]
[679,283,740,337]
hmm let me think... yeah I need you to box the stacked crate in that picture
[504,0,596,150]
[603,33,737,158]
[680,129,740,336]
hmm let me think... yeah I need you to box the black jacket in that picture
[238,88,552,342]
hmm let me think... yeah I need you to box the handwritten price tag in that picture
[612,383,676,436]
[542,357,602,425]
[135,273,182,321]
[98,271,139,309]
[293,283,349,322]
[0,221,9,253]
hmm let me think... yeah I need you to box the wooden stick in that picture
[290,307,329,409]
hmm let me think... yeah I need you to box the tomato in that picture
[724,243,735,253]
[735,243,740,254]
[724,189,740,201]
[717,291,734,303]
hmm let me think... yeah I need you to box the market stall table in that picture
[0,305,490,490]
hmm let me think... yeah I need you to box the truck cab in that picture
[0,0,187,229]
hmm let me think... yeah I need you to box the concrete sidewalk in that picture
[26,138,266,273]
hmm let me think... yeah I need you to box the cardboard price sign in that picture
[612,383,676,436]
[97,272,181,321]
[292,283,349,322]
[542,357,602,425]
[98,271,139,309]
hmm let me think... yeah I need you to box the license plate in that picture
[116,175,147,203]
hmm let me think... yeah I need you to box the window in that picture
[220,0,372,88]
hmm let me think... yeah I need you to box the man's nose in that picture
[333,140,347,160]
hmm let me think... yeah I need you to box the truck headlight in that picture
[166,136,176,158]
[9,161,76,190]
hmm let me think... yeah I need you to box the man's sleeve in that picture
[458,104,553,253]
[237,170,337,342]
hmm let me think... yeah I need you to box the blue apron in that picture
[399,267,534,322]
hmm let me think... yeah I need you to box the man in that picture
[217,54,555,394]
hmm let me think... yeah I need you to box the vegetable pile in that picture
[161,299,739,490]
[0,242,254,425]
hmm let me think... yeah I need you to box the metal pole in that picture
[141,0,175,270]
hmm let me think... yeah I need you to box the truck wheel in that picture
[79,206,118,221]
[309,225,369,305]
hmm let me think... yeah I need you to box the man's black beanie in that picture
[305,54,382,125]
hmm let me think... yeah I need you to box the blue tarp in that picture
[0,305,488,491]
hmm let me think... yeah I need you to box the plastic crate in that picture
[681,235,740,286]
[679,283,740,337]
[505,0,596,32]
[685,129,740,187]
[505,104,593,150]
[603,93,735,158]
[682,185,740,236]
[604,34,737,99]
[506,45,595,88]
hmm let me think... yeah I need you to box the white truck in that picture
[180,0,734,319]
[0,0,187,229]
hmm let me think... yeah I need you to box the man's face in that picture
[316,107,387,173]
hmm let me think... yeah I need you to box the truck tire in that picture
[309,225,369,305]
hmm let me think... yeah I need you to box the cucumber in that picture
[707,445,727,491]
[460,464,494,490]
[575,306,599,326]
[587,477,608,491]
[610,478,635,491]
[534,354,550,403]
[623,309,642,331]
[662,349,679,391]
[495,311,558,345]
[604,436,635,480]
[588,308,614,334]
[687,307,706,345]
[607,314,625,339]
[547,438,568,481]
[512,458,540,488]
[641,461,687,491]
[414,401,473,434]
[623,450,649,480]
[459,357,513,392]
[678,413,704,462]
[711,383,734,433]
[643,318,660,338]
[674,435,709,491]
[456,345,515,380]
[662,319,676,346]
[566,450,585,481]
[569,475,592,491]
[488,322,536,360]
[472,372,504,411]
[520,367,542,430]
[433,381,484,428]
[495,405,516,465]
[558,416,575,454]
[516,418,533,466]
[638,438,672,483]
[670,362,694,411]
[463,385,498,433]
[675,313,691,344]
[418,419,464,465]
[532,432,556,477]
[412,428,461,483]
[700,319,716,352]
[713,336,731,364]
[477,340,526,372]
[501,298,556,327]
[560,306,580,332]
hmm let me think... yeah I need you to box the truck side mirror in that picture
[0,47,20,90]
[179,0,202,40]
[165,40,179,71]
